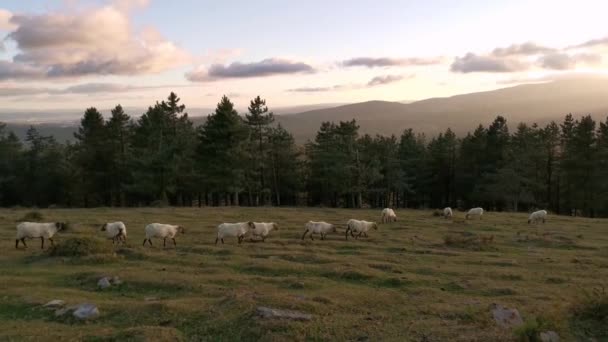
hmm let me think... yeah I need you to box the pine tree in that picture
[244,96,274,205]
[197,96,249,205]
[74,107,110,206]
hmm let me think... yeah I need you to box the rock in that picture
[43,299,65,308]
[111,276,122,285]
[256,306,312,321]
[491,304,523,328]
[144,296,159,302]
[97,277,112,289]
[540,331,560,342]
[72,303,99,320]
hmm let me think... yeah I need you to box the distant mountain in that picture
[5,77,608,143]
[276,77,608,142]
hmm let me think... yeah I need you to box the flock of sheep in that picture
[13,207,548,249]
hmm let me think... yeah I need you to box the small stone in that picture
[540,331,560,342]
[43,299,65,308]
[491,303,523,328]
[97,277,111,289]
[256,306,312,321]
[72,303,99,320]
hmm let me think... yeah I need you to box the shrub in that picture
[571,285,608,338]
[513,317,550,342]
[48,237,113,257]
[16,211,44,222]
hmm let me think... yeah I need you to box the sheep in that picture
[16,222,66,249]
[345,219,378,240]
[143,223,185,247]
[101,221,127,244]
[528,210,547,224]
[465,207,484,220]
[301,221,336,241]
[250,222,279,242]
[443,207,453,219]
[381,208,397,223]
[216,222,254,245]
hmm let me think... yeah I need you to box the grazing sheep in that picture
[528,210,547,224]
[101,221,127,244]
[345,219,378,240]
[465,207,484,220]
[143,223,185,247]
[250,222,279,242]
[443,207,453,219]
[301,221,336,240]
[16,222,66,249]
[381,208,397,223]
[216,222,254,245]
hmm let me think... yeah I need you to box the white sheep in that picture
[250,222,279,242]
[381,208,397,223]
[465,207,484,220]
[301,221,336,240]
[345,219,378,240]
[16,222,66,249]
[443,207,453,219]
[528,210,547,224]
[101,221,127,244]
[143,223,185,247]
[216,222,254,245]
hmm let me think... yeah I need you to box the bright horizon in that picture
[1,0,608,113]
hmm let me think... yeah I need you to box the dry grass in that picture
[0,207,607,341]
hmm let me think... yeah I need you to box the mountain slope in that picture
[6,77,608,143]
[277,77,608,141]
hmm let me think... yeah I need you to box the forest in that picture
[0,92,606,217]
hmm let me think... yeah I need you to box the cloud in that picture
[286,74,410,92]
[491,42,555,57]
[342,57,440,68]
[450,53,529,73]
[186,58,315,82]
[0,4,189,80]
[367,74,409,86]
[112,0,150,12]
[0,82,197,97]
[0,9,14,31]
[538,52,602,70]
[0,60,46,80]
[287,85,346,92]
[573,36,608,48]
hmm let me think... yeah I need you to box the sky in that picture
[1,0,608,114]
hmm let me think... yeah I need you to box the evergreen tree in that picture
[197,96,249,205]
[244,96,274,205]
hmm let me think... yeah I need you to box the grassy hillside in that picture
[0,208,606,341]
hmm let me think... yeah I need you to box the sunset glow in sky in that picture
[1,0,608,111]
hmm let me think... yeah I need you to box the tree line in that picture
[0,92,607,217]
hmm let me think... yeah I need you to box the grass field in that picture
[0,207,607,341]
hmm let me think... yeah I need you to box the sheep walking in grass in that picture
[528,210,547,224]
[443,207,453,219]
[381,208,397,223]
[101,222,127,244]
[216,222,254,245]
[143,223,185,247]
[465,207,484,220]
[16,222,66,249]
[250,222,279,242]
[345,219,378,240]
[301,221,336,241]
